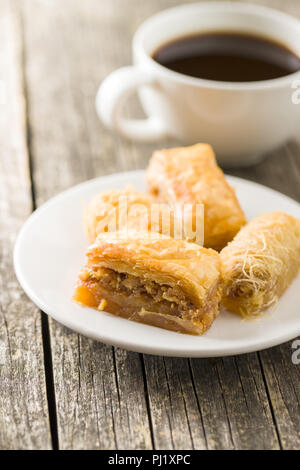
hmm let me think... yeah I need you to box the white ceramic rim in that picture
[133,1,300,90]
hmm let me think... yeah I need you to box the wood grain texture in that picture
[0,0,51,450]
[49,329,152,449]
[142,356,207,450]
[20,0,154,450]
[230,139,300,451]
[260,342,300,450]
[143,353,280,450]
[18,0,300,450]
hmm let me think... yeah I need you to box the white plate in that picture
[14,171,300,357]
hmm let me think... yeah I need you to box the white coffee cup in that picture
[96,2,300,167]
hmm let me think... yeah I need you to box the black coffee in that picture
[152,32,300,82]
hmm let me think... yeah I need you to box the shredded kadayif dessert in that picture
[220,211,300,317]
[74,231,221,335]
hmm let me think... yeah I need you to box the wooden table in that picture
[1,0,300,450]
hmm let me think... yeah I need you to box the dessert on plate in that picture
[74,143,300,334]
[84,185,187,243]
[74,231,221,335]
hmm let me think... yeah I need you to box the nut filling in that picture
[84,267,196,318]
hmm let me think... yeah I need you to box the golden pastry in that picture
[220,211,300,317]
[147,143,246,250]
[85,186,191,243]
[84,186,156,243]
[74,231,221,335]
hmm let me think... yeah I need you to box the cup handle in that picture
[95,66,168,141]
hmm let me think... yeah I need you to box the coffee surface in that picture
[152,32,300,82]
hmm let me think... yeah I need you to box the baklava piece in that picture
[147,143,246,250]
[84,186,156,243]
[74,231,221,335]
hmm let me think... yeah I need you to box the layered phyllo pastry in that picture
[74,231,221,335]
[221,211,300,317]
[147,143,246,250]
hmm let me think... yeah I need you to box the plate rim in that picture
[14,170,300,357]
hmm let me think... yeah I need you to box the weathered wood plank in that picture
[0,0,51,450]
[142,353,279,450]
[260,342,300,450]
[51,329,152,449]
[20,0,300,450]
[20,0,154,450]
[142,356,207,450]
[229,142,300,202]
